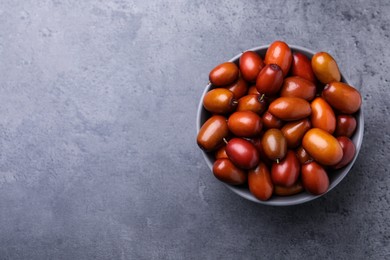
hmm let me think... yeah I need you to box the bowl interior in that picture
[197,45,364,206]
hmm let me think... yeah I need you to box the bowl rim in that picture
[196,44,364,206]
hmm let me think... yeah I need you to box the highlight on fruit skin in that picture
[311,52,341,84]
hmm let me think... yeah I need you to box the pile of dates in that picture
[197,41,362,201]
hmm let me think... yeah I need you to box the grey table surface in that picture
[0,0,389,259]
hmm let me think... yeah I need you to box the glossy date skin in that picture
[262,111,283,129]
[203,88,237,114]
[213,158,247,185]
[209,62,239,86]
[265,41,292,76]
[269,97,311,121]
[226,78,248,99]
[248,85,260,95]
[281,118,311,148]
[247,137,273,167]
[237,94,267,115]
[290,52,316,83]
[322,82,362,114]
[240,51,265,82]
[228,111,263,137]
[280,76,316,101]
[271,150,300,187]
[335,115,357,137]
[301,162,329,195]
[332,136,356,169]
[310,97,336,134]
[302,128,343,166]
[197,115,229,152]
[256,64,284,96]
[261,129,287,162]
[296,146,313,165]
[311,52,341,84]
[226,138,260,169]
[248,162,273,201]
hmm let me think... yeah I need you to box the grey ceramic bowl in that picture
[197,45,364,206]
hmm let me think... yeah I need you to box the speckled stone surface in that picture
[0,0,389,259]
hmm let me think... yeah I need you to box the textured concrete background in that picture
[0,0,389,259]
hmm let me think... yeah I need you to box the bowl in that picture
[197,45,364,206]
